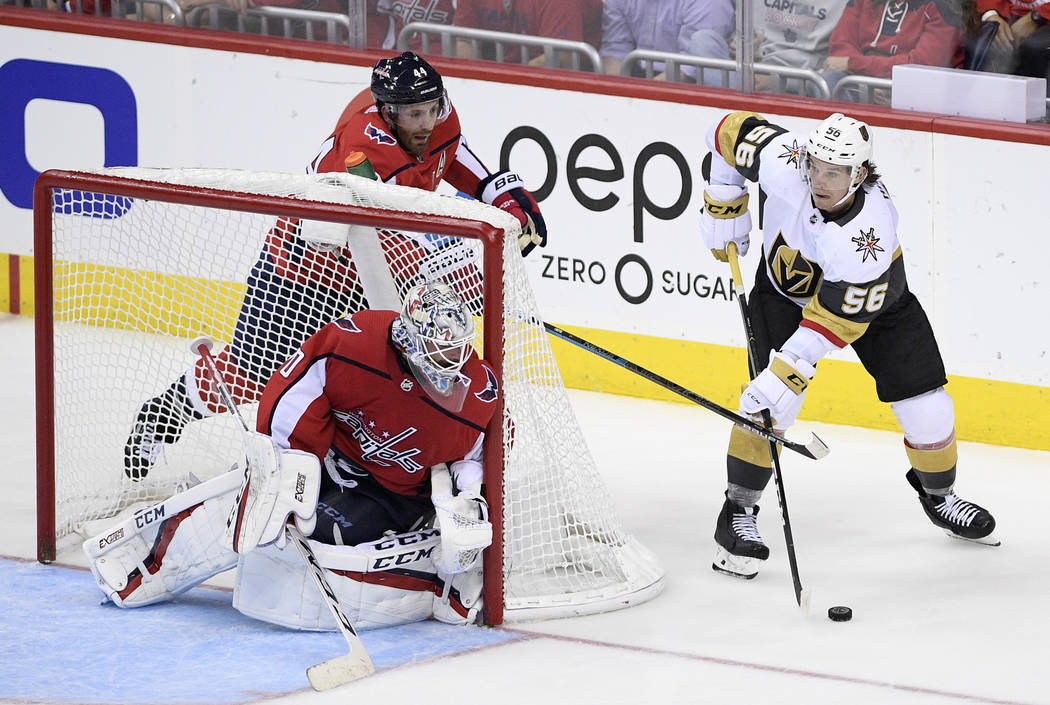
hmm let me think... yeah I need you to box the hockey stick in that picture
[542,323,829,460]
[726,243,811,612]
[191,337,376,689]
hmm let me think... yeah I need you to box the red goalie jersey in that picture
[256,309,500,496]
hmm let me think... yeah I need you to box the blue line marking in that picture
[0,558,520,703]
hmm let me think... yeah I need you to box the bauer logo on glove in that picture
[477,170,547,257]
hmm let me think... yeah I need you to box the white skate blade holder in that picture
[712,547,761,579]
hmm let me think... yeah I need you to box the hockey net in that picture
[34,168,663,624]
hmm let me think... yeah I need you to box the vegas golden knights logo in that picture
[766,232,822,300]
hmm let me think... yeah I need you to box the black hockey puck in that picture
[828,606,853,622]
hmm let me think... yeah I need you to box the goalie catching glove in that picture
[477,170,547,257]
[700,184,751,262]
[225,431,322,554]
[740,351,816,428]
[430,461,492,574]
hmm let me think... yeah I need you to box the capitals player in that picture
[700,111,998,579]
[86,282,498,628]
[123,51,544,480]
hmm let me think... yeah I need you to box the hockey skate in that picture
[712,493,770,579]
[906,470,999,546]
[124,379,203,480]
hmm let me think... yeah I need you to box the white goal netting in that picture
[36,167,664,623]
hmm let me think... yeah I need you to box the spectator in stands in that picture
[177,0,348,39]
[601,0,734,81]
[366,0,396,48]
[376,0,455,52]
[691,0,849,95]
[454,0,602,70]
[977,0,1050,85]
[822,0,965,104]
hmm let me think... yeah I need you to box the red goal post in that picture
[34,167,664,625]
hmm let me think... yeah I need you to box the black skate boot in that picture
[124,378,203,480]
[905,469,999,546]
[712,493,770,579]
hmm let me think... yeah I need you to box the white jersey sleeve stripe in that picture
[453,138,491,184]
[269,357,328,450]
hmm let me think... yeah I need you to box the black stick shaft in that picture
[542,322,825,459]
[727,244,805,607]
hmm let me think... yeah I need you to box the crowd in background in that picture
[6,0,1050,107]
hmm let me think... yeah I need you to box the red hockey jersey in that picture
[309,88,490,194]
[256,309,500,496]
[264,88,492,288]
[828,0,964,77]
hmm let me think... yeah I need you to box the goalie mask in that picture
[801,113,872,210]
[392,281,477,411]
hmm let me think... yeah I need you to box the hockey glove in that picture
[700,184,751,262]
[740,351,816,427]
[477,170,547,257]
[224,432,321,554]
[431,463,492,574]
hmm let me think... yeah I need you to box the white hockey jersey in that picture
[705,111,907,349]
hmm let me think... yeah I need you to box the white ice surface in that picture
[2,312,1047,705]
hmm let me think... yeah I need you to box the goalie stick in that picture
[726,243,812,613]
[542,323,829,461]
[191,337,376,689]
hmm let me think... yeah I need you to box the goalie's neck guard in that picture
[392,316,470,412]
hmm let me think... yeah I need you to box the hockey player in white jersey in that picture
[699,111,998,579]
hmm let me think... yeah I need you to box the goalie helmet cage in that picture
[33,168,664,625]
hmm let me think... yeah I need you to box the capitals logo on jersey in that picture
[474,366,499,403]
[851,227,884,263]
[333,409,425,473]
[365,122,397,146]
[392,0,451,23]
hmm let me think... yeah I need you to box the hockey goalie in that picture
[83,281,498,630]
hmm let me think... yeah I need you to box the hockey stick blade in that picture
[543,322,829,460]
[286,524,376,688]
[307,653,376,691]
[794,432,829,461]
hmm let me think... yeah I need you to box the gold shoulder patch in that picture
[716,111,764,166]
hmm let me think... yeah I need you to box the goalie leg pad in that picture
[234,528,445,631]
[83,471,241,607]
[432,562,484,625]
